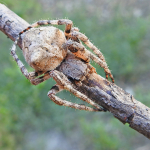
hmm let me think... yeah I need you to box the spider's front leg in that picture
[68,31,114,83]
[64,40,113,82]
[48,70,105,112]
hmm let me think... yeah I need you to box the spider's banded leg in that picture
[65,40,113,81]
[11,39,38,80]
[19,19,73,39]
[69,31,114,83]
[70,27,81,43]
[11,42,51,85]
[50,70,105,111]
[63,39,90,62]
[69,31,106,61]
[30,72,52,85]
[48,84,99,111]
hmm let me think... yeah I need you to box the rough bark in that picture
[77,74,150,138]
[0,3,150,139]
[0,3,29,48]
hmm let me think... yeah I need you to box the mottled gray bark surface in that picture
[0,3,150,139]
[0,3,29,48]
[76,73,150,138]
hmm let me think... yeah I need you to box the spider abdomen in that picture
[22,26,67,72]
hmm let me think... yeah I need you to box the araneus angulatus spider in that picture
[11,19,114,112]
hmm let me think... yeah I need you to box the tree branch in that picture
[0,3,29,48]
[76,73,150,138]
[0,3,150,139]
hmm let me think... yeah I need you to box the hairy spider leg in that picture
[30,72,52,85]
[11,36,50,83]
[48,84,99,111]
[11,37,38,80]
[19,19,73,39]
[19,69,101,111]
[70,27,81,43]
[65,40,110,73]
[49,70,104,111]
[68,31,114,83]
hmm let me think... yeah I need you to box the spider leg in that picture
[11,40,37,80]
[19,19,73,39]
[65,40,114,82]
[69,31,105,61]
[11,40,51,84]
[49,70,105,111]
[48,84,100,111]
[68,31,114,83]
[30,72,52,85]
[70,27,81,43]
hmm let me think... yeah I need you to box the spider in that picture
[11,19,114,112]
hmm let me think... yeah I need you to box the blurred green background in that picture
[0,0,150,150]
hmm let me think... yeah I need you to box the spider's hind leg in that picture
[29,71,52,85]
[48,84,100,111]
[11,39,50,84]
[19,19,73,39]
[11,39,35,80]
[48,70,105,112]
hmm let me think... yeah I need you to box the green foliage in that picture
[0,1,150,150]
[2,0,41,20]
[81,120,120,150]
[67,10,150,82]
[79,115,139,150]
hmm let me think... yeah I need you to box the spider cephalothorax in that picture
[11,19,114,112]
